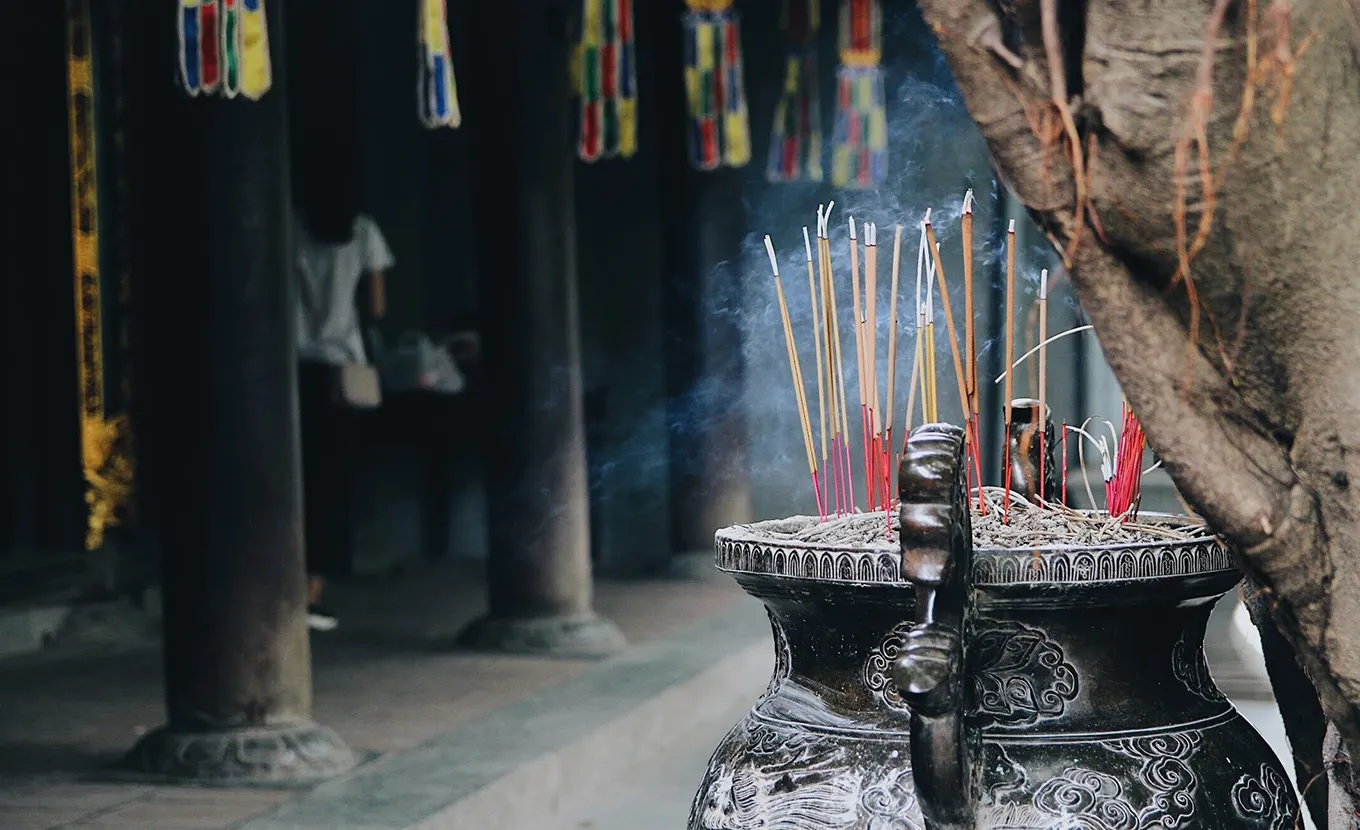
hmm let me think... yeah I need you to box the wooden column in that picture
[457,0,625,656]
[656,2,753,559]
[121,0,352,784]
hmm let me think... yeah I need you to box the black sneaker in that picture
[308,606,338,632]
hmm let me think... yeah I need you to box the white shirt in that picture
[294,214,394,366]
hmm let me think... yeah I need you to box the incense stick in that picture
[866,223,882,509]
[820,204,853,513]
[1002,219,1016,522]
[865,224,880,429]
[765,235,821,516]
[911,222,931,425]
[1038,268,1049,502]
[885,224,903,506]
[923,216,972,425]
[961,190,977,466]
[959,191,985,512]
[992,326,1095,384]
[817,206,841,515]
[905,333,923,435]
[826,214,855,512]
[805,224,829,513]
[925,300,938,420]
[849,217,870,509]
[922,217,940,422]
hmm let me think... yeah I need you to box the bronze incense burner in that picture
[689,423,1297,830]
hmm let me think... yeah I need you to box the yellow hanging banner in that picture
[67,0,135,551]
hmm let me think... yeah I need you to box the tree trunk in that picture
[913,0,1360,816]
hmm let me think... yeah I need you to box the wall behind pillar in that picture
[290,1,487,566]
[0,0,84,563]
[354,1,427,332]
[575,0,671,577]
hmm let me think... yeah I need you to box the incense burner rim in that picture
[714,510,1236,589]
[719,510,1212,553]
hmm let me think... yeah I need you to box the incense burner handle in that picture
[893,423,976,830]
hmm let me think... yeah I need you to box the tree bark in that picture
[914,0,1360,803]
[1246,579,1330,826]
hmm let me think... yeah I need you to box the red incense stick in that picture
[1061,424,1068,506]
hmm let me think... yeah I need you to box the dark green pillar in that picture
[121,0,352,784]
[457,0,625,657]
[655,2,752,563]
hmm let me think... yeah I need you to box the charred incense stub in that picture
[1007,398,1057,502]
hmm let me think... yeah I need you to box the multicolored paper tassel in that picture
[767,0,822,183]
[576,0,636,161]
[683,0,751,171]
[177,0,272,100]
[418,0,461,129]
[831,0,886,189]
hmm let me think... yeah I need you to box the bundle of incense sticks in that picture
[805,208,843,516]
[1106,402,1147,519]
[922,208,982,513]
[762,192,1153,526]
[764,234,823,517]
[845,218,902,517]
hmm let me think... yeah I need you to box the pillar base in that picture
[118,721,356,786]
[458,613,627,659]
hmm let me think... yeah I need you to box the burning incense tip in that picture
[962,189,975,214]
[1040,268,1049,300]
[923,208,932,226]
[1007,218,1016,233]
[849,216,857,239]
[764,235,779,276]
[803,226,813,261]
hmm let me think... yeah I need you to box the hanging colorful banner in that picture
[831,0,886,189]
[419,0,462,128]
[683,0,751,171]
[576,0,636,161]
[177,0,273,100]
[68,0,135,551]
[767,0,822,183]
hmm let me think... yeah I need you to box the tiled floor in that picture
[0,564,743,830]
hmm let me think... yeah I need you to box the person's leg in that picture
[297,362,339,630]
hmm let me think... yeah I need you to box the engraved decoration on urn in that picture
[689,424,1299,830]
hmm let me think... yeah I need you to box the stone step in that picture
[235,602,773,830]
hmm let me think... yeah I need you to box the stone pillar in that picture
[656,2,752,563]
[456,0,626,657]
[121,0,352,784]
